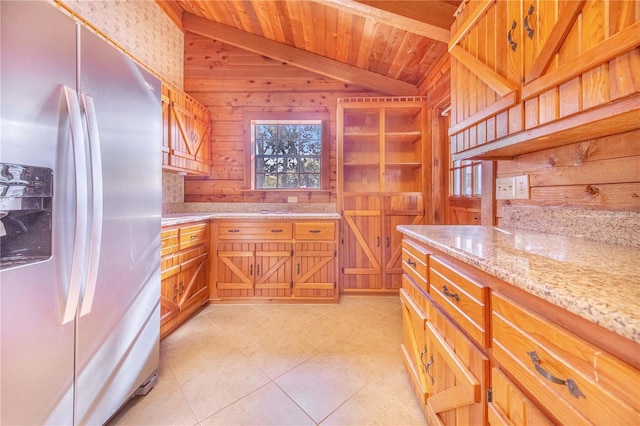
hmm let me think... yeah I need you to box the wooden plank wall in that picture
[496,129,640,221]
[182,32,382,203]
[420,53,451,224]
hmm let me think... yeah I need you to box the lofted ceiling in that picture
[155,0,462,95]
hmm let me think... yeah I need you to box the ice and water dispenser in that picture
[0,163,53,269]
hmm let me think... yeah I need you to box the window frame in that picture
[244,112,330,191]
[450,159,482,198]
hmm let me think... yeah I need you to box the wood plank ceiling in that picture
[156,0,461,95]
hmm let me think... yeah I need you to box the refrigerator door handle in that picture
[61,86,89,324]
[79,93,104,317]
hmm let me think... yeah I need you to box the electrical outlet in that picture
[496,177,515,200]
[287,196,298,203]
[514,175,530,199]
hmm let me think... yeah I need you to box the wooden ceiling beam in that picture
[183,12,419,95]
[312,0,451,43]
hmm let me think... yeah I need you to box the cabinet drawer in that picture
[161,228,179,256]
[488,368,552,426]
[218,222,292,240]
[294,222,335,240]
[179,223,208,249]
[492,292,640,425]
[402,239,429,293]
[429,256,490,348]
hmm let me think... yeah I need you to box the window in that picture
[251,120,323,190]
[450,160,482,197]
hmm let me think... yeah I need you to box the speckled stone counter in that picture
[397,225,640,343]
[162,212,341,227]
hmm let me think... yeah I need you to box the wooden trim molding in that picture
[524,0,587,83]
[522,20,640,100]
[450,46,518,98]
[449,91,518,136]
[452,93,640,160]
[448,0,495,50]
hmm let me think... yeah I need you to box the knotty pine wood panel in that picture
[495,130,640,218]
[183,33,382,203]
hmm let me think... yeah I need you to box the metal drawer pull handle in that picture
[420,345,434,385]
[407,258,416,267]
[508,19,518,51]
[228,229,240,233]
[524,4,535,39]
[271,229,283,233]
[528,351,585,399]
[442,285,460,302]
[309,229,321,233]
[190,235,197,240]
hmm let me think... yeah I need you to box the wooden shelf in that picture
[385,162,422,168]
[344,162,380,167]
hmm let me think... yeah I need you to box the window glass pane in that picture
[463,166,473,196]
[301,174,320,188]
[278,174,298,188]
[473,164,482,196]
[452,168,461,196]
[253,121,322,189]
[300,158,319,172]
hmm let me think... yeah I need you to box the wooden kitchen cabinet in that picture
[430,256,490,349]
[400,244,488,425]
[337,97,426,294]
[213,219,338,302]
[160,221,209,339]
[162,82,211,175]
[400,283,430,405]
[293,222,337,298]
[216,222,293,297]
[400,233,640,425]
[492,292,640,425]
[488,368,553,425]
[449,0,640,160]
[425,297,488,425]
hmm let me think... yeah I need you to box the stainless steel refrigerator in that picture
[0,1,161,424]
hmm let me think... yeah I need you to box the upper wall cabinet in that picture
[162,83,211,175]
[449,0,640,160]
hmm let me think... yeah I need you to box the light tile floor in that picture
[109,296,427,426]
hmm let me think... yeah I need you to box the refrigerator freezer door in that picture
[74,26,161,425]
[0,2,78,425]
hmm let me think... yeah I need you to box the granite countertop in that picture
[397,225,640,344]
[162,212,341,226]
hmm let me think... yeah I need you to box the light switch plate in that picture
[496,177,515,200]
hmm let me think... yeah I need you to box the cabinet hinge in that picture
[334,250,337,257]
[290,281,293,289]
[334,282,337,289]
[291,249,294,256]
[487,388,492,403]
[341,238,344,245]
